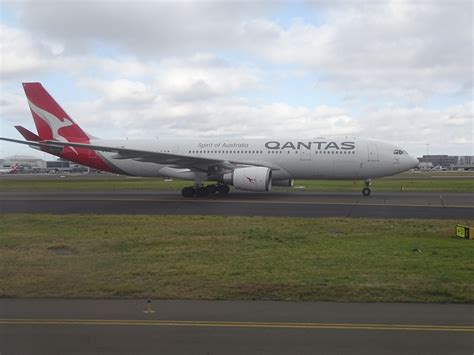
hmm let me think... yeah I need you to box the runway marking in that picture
[1,197,473,209]
[0,319,473,332]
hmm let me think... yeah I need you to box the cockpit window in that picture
[393,149,406,155]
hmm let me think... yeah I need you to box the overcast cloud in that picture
[0,0,472,158]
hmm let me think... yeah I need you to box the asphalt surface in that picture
[0,299,472,355]
[1,185,472,354]
[1,190,473,218]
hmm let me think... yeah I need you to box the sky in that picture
[0,0,472,160]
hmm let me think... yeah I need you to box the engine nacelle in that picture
[272,179,294,187]
[222,167,272,192]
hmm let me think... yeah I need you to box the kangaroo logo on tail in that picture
[27,100,75,142]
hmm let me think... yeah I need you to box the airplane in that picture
[0,83,419,197]
[0,163,19,175]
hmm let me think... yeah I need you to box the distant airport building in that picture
[457,156,473,165]
[1,156,89,173]
[46,159,71,171]
[46,158,89,173]
[417,155,474,170]
[3,155,46,170]
[417,155,457,168]
[452,156,474,170]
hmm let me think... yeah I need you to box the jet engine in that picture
[221,167,272,192]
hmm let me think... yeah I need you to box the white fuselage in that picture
[91,137,419,181]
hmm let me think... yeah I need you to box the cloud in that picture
[363,101,473,154]
[0,84,26,124]
[10,1,268,55]
[72,53,262,105]
[66,77,472,156]
[61,82,361,140]
[1,1,472,159]
[0,21,155,86]
[5,1,472,102]
[80,79,155,104]
[244,1,473,101]
[156,54,261,101]
[0,23,55,80]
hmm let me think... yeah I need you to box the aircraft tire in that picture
[196,186,210,197]
[362,187,371,196]
[181,187,195,197]
[217,184,230,194]
[207,185,218,194]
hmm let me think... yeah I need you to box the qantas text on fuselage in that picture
[265,141,355,150]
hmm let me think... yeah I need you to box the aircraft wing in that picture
[0,137,282,172]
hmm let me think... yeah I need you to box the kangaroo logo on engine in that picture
[245,176,256,184]
[264,141,355,150]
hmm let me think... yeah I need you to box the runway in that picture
[1,191,473,218]
[0,299,472,355]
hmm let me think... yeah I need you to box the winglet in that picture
[15,125,42,141]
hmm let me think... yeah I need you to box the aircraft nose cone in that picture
[409,155,419,169]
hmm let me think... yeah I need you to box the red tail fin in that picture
[22,83,90,142]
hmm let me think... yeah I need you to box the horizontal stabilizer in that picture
[15,125,42,141]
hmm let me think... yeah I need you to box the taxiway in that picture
[1,191,472,218]
[0,299,472,355]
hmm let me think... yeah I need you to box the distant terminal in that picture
[0,155,90,174]
[417,155,474,171]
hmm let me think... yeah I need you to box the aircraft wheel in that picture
[217,184,230,194]
[362,187,371,196]
[195,186,210,197]
[181,186,195,197]
[207,185,218,194]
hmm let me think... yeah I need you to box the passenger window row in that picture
[186,150,356,155]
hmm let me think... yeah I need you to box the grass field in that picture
[1,214,472,303]
[0,171,473,192]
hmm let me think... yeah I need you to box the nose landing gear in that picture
[362,179,372,196]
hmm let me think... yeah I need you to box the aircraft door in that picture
[367,143,378,161]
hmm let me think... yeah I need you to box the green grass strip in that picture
[1,214,473,303]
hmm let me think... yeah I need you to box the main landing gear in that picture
[181,184,230,197]
[362,179,372,196]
